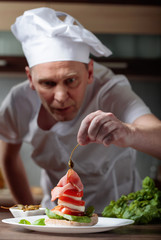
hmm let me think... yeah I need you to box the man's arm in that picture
[129,114,161,159]
[0,140,35,204]
[77,111,161,160]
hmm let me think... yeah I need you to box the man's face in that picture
[26,60,93,122]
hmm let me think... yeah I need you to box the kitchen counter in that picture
[0,211,161,240]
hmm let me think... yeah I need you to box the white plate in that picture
[2,215,134,234]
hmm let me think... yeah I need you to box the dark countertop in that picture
[0,211,161,240]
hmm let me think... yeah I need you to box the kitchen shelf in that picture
[0,56,27,73]
[0,56,160,81]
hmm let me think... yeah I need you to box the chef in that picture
[0,8,161,213]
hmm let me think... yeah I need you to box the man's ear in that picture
[25,66,35,90]
[87,59,94,84]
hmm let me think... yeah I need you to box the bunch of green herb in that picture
[102,176,161,224]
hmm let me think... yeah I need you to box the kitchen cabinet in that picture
[0,1,161,34]
[0,1,160,78]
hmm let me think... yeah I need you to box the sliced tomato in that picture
[51,205,63,212]
[59,196,85,206]
[61,206,84,216]
[64,189,83,197]
[51,205,84,216]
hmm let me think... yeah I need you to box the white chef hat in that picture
[11,7,112,67]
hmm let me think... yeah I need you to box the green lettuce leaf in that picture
[102,176,161,225]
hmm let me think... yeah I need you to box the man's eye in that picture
[65,78,79,88]
[41,81,56,87]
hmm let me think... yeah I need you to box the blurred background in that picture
[0,1,161,200]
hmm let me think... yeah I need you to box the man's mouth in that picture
[51,106,73,113]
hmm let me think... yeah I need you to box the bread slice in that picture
[45,213,98,226]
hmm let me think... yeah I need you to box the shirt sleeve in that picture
[99,74,151,123]
[0,82,37,143]
[0,89,21,143]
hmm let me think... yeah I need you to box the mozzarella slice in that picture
[62,194,82,201]
[58,199,85,212]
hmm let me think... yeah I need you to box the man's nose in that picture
[54,85,68,103]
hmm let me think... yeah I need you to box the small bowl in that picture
[9,207,46,218]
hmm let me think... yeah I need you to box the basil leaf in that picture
[85,206,95,217]
[33,218,46,226]
[45,208,65,220]
[63,214,91,223]
[19,219,31,225]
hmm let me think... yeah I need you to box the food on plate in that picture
[0,204,45,218]
[13,204,41,211]
[102,176,161,224]
[1,204,41,211]
[45,169,98,226]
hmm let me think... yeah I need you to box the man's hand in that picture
[77,111,161,160]
[77,110,134,147]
